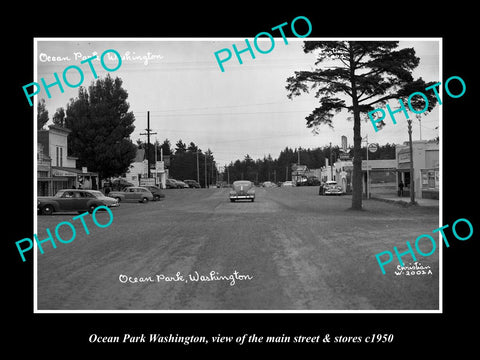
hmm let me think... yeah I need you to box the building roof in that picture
[48,124,72,133]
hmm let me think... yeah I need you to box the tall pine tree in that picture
[286,41,438,209]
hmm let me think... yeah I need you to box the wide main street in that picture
[37,186,439,311]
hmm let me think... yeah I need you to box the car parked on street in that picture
[184,179,201,188]
[262,181,277,188]
[229,180,255,202]
[282,181,295,187]
[85,190,120,207]
[143,185,165,201]
[110,178,134,191]
[38,189,115,215]
[319,181,343,195]
[107,186,154,203]
[165,178,179,189]
[176,180,189,188]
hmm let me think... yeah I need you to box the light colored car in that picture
[86,190,120,207]
[322,181,343,195]
[262,181,277,188]
[108,186,154,203]
[282,181,295,187]
[229,180,255,202]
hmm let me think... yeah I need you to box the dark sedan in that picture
[184,180,201,188]
[37,189,115,215]
[144,185,165,201]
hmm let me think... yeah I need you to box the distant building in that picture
[120,149,166,188]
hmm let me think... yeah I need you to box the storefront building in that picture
[320,159,396,196]
[396,140,439,200]
[37,125,98,196]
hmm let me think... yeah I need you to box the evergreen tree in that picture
[37,98,49,130]
[65,75,137,181]
[286,41,438,209]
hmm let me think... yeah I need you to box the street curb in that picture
[370,196,419,208]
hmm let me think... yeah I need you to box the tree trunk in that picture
[351,108,363,210]
[349,45,363,210]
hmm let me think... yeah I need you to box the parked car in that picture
[165,178,179,189]
[176,180,189,188]
[282,181,295,187]
[37,189,115,215]
[262,181,277,188]
[229,180,255,202]
[306,176,321,186]
[110,179,134,191]
[319,181,343,195]
[143,185,165,201]
[184,179,201,188]
[108,186,154,203]
[85,190,120,207]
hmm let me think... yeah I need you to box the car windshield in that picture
[232,181,253,191]
[54,190,66,197]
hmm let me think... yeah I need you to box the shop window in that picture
[428,171,435,188]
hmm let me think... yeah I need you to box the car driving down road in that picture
[229,180,255,202]
[320,181,343,196]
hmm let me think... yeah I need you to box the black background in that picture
[5,4,476,355]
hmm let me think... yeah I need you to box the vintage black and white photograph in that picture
[33,38,441,312]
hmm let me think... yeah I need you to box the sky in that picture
[35,38,440,167]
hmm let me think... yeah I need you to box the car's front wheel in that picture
[141,197,149,203]
[41,205,54,215]
[88,204,97,213]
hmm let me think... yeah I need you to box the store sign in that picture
[361,160,372,170]
[398,152,411,163]
[52,169,76,177]
[140,178,156,186]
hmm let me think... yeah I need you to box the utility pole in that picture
[204,153,207,188]
[211,160,215,186]
[140,111,157,178]
[407,119,416,204]
[329,142,333,181]
[196,151,200,183]
[297,148,300,165]
[416,114,422,140]
[154,139,157,185]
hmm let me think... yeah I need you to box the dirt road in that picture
[37,186,439,311]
